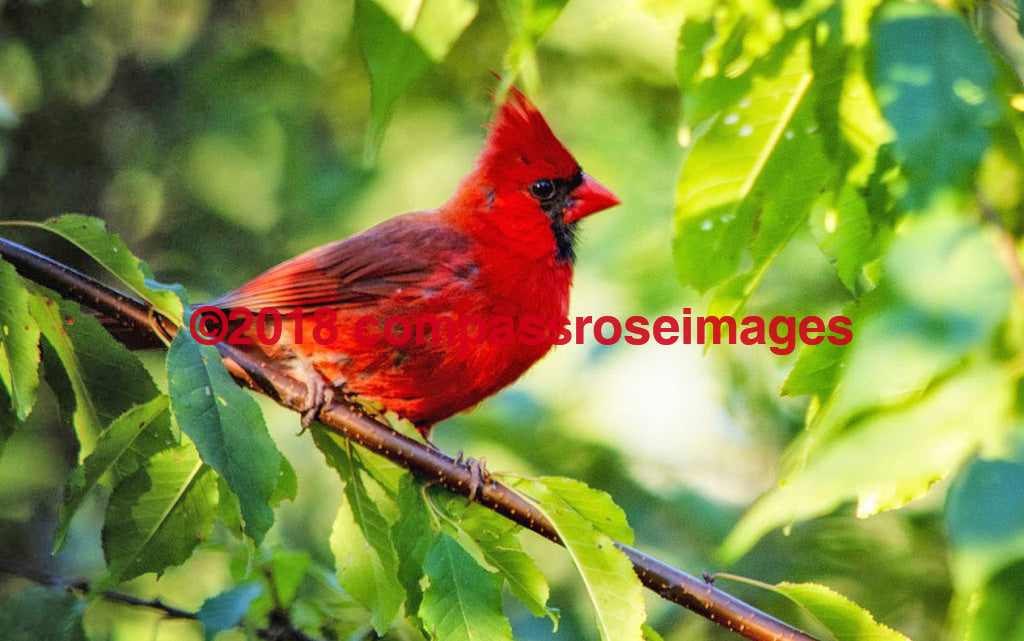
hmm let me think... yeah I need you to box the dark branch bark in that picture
[0,235,820,641]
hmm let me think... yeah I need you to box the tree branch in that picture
[0,560,330,641]
[0,559,197,620]
[0,236,820,641]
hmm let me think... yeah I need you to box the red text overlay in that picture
[190,306,852,356]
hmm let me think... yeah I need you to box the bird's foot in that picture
[454,450,491,502]
[296,367,335,434]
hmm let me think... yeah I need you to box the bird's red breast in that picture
[211,88,620,434]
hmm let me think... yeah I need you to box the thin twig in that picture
[0,236,820,641]
[0,559,330,641]
[0,559,197,620]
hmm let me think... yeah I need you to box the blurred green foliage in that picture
[2,0,1024,640]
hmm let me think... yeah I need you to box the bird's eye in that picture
[529,179,556,201]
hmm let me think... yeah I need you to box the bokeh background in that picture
[0,0,1005,639]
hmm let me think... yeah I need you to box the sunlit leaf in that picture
[809,184,885,293]
[519,478,645,641]
[356,0,478,163]
[496,0,568,93]
[837,45,892,185]
[674,38,819,294]
[55,395,174,552]
[317,430,404,634]
[0,259,40,421]
[676,17,716,98]
[18,214,184,321]
[534,476,634,544]
[642,623,667,641]
[460,506,553,621]
[102,442,218,580]
[722,365,1013,562]
[797,213,1011,450]
[330,490,405,635]
[391,474,437,615]
[782,330,846,399]
[773,582,912,641]
[419,532,514,641]
[30,293,160,458]
[167,330,281,543]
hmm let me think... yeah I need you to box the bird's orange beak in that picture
[564,174,621,224]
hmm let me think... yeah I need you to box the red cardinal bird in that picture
[208,88,619,435]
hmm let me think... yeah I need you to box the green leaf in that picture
[330,487,405,634]
[0,259,40,421]
[533,476,634,545]
[676,17,716,98]
[198,583,264,640]
[391,474,438,614]
[870,2,998,207]
[782,335,846,399]
[271,455,298,506]
[461,509,552,621]
[772,582,911,641]
[102,442,218,580]
[30,293,160,458]
[838,48,892,186]
[419,533,514,641]
[721,365,1013,562]
[167,329,281,543]
[674,37,818,294]
[797,212,1011,451]
[962,562,1024,641]
[642,623,667,641]
[497,0,569,93]
[356,0,478,163]
[55,395,174,552]
[215,475,244,540]
[268,550,312,608]
[947,458,1024,595]
[0,586,87,641]
[809,184,885,294]
[20,214,183,321]
[318,430,404,634]
[0,385,15,454]
[520,478,645,641]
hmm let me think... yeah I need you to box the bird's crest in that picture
[476,87,580,182]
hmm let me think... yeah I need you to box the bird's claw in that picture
[298,373,335,434]
[454,451,491,502]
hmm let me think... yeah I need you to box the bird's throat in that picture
[546,213,578,264]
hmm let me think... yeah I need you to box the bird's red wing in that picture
[210,213,470,312]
